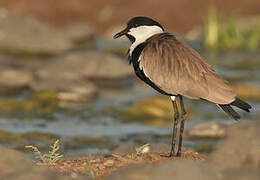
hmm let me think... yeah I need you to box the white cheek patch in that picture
[128,25,163,55]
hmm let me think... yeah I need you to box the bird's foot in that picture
[160,152,181,158]
[160,149,176,158]
[160,154,175,158]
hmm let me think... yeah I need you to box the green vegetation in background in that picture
[204,7,260,52]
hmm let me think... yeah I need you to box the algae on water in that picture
[0,90,59,112]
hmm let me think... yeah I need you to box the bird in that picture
[113,16,252,157]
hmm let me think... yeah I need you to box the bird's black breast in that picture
[129,43,172,96]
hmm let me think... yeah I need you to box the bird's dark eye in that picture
[133,23,138,27]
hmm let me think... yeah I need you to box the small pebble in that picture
[99,164,106,170]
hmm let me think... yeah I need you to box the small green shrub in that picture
[86,160,99,178]
[25,139,63,164]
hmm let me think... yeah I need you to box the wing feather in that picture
[140,33,235,104]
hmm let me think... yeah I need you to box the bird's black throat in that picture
[126,34,135,44]
[129,43,172,96]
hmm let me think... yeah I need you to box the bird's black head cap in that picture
[113,16,164,42]
[126,16,164,31]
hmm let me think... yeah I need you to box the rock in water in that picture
[0,67,33,95]
[32,51,133,91]
[187,121,228,138]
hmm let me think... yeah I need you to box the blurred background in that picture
[0,0,259,158]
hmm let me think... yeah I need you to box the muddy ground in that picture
[48,151,205,179]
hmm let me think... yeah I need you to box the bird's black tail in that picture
[219,98,252,120]
[219,104,241,120]
[231,97,252,112]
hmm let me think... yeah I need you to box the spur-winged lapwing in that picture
[113,16,252,157]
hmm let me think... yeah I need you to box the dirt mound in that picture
[48,151,205,179]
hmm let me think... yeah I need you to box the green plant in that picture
[204,6,220,50]
[25,139,63,164]
[86,160,99,178]
[247,27,260,51]
[219,18,244,50]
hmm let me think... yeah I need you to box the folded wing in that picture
[139,33,235,104]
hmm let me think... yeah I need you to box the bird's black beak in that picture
[113,28,128,39]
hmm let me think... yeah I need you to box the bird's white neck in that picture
[128,25,163,56]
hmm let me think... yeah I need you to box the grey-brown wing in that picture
[139,33,235,104]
